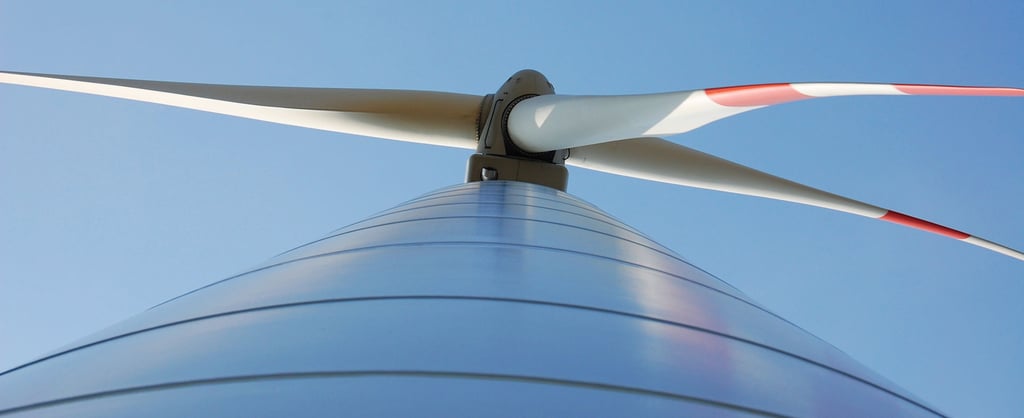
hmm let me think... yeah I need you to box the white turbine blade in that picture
[567,138,1024,261]
[0,71,482,149]
[509,82,1024,152]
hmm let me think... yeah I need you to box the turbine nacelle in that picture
[466,69,569,191]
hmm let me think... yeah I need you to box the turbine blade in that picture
[567,138,1024,261]
[0,71,482,149]
[509,82,1024,152]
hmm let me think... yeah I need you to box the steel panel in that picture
[1,375,762,418]
[0,300,933,417]
[266,205,745,299]
[38,246,892,392]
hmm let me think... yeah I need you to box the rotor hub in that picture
[466,70,569,191]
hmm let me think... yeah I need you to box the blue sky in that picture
[1,1,1022,416]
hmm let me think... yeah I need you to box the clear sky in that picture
[1,1,1022,416]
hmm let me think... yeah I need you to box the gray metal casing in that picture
[0,181,941,417]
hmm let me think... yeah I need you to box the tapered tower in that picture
[0,181,942,417]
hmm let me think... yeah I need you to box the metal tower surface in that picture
[0,181,941,417]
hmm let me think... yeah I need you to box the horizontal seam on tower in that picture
[155,238,752,314]
[318,189,624,244]
[322,190,729,284]
[284,202,667,258]
[316,184,730,296]
[151,237,833,358]
[391,190,611,224]
[0,296,939,416]
[275,215,699,277]
[0,370,785,417]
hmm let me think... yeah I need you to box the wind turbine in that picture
[0,69,1020,416]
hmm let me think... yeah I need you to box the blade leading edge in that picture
[0,71,483,149]
[568,138,1024,261]
[510,82,1024,152]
